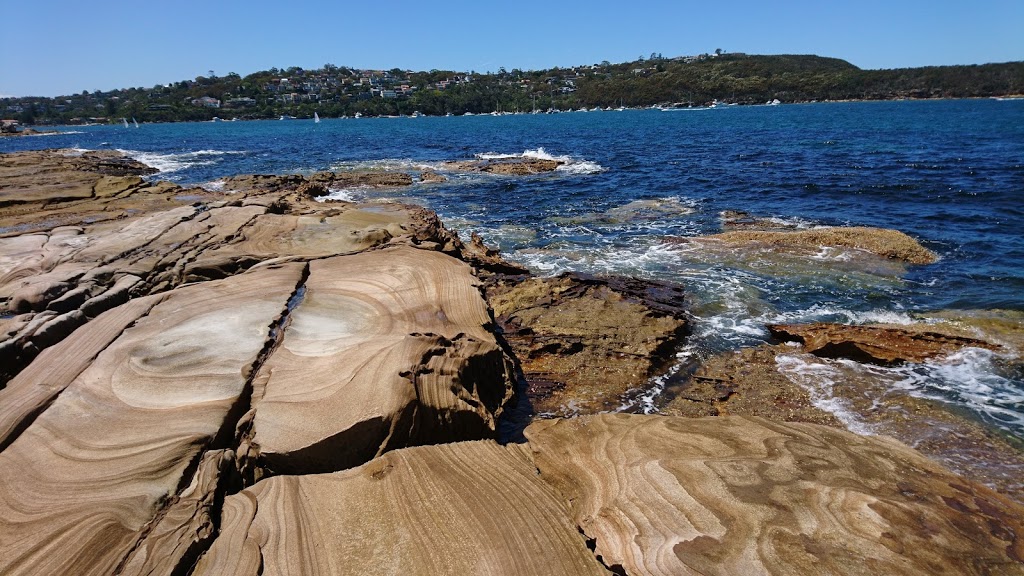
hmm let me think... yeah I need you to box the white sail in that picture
[122,118,129,128]
[132,117,139,128]
[314,112,320,123]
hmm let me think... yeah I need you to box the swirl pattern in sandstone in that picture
[194,440,608,576]
[525,414,1024,576]
[0,263,305,576]
[247,246,515,475]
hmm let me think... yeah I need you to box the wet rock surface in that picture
[671,341,1024,504]
[664,344,842,426]
[684,225,938,264]
[488,273,688,416]
[768,321,1001,365]
[443,157,563,175]
[2,148,1023,575]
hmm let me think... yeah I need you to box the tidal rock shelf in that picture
[1,149,1023,575]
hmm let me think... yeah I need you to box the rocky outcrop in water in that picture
[443,157,563,175]
[768,322,1000,365]
[687,226,938,264]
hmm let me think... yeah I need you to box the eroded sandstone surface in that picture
[526,414,1024,576]
[2,148,1022,575]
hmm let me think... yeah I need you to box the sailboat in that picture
[132,117,139,128]
[314,112,320,123]
[122,118,129,128]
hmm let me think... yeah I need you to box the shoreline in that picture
[8,95,1024,129]
[1,148,1022,574]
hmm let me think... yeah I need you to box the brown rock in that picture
[244,247,516,477]
[693,226,937,264]
[194,441,609,576]
[720,209,801,231]
[462,231,531,275]
[667,343,1024,503]
[526,413,1024,576]
[768,322,1000,365]
[0,263,306,575]
[481,158,562,175]
[442,158,564,175]
[330,171,414,187]
[489,273,687,415]
[419,170,447,183]
[664,344,842,426]
[119,449,232,576]
[295,181,328,198]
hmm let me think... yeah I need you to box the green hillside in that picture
[4,53,1023,124]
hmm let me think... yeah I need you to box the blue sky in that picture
[2,0,1021,97]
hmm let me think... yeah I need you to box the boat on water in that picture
[767,99,781,106]
[132,117,139,128]
[121,118,129,128]
[314,112,320,123]
[279,115,296,120]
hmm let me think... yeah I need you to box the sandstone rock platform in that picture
[1,148,1022,575]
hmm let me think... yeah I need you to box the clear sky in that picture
[2,0,1021,97]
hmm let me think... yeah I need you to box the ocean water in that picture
[4,99,1024,439]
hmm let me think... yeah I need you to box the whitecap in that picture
[316,186,366,202]
[775,353,876,435]
[118,149,246,173]
[475,147,606,174]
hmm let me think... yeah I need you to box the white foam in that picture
[201,180,227,192]
[889,348,1024,432]
[118,149,245,173]
[316,186,365,202]
[762,305,919,327]
[475,147,606,174]
[775,353,876,435]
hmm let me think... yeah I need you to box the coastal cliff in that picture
[1,149,1022,575]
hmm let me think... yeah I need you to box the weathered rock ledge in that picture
[680,225,938,264]
[768,321,1001,365]
[1,149,1022,575]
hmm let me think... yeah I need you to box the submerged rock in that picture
[489,273,687,416]
[768,321,1000,365]
[419,170,447,183]
[691,226,938,264]
[719,209,803,231]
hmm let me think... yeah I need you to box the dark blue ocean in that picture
[4,99,1023,438]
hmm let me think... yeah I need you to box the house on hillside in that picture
[191,96,221,108]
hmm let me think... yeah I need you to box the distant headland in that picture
[3,52,1023,124]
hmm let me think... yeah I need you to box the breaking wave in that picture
[118,149,246,173]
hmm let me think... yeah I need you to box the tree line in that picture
[5,54,1023,124]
